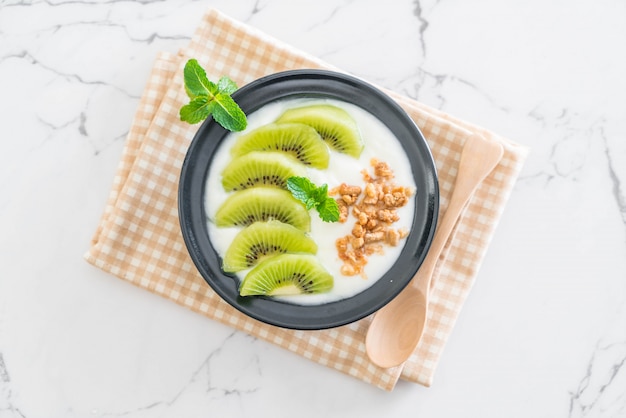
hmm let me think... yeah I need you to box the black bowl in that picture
[178,69,439,330]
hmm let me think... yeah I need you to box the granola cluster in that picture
[330,159,413,277]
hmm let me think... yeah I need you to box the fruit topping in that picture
[231,123,330,169]
[239,253,334,296]
[275,104,363,158]
[221,151,306,192]
[214,187,311,232]
[223,220,317,272]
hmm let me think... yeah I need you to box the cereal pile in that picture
[330,159,413,277]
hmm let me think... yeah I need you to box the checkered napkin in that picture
[85,9,528,391]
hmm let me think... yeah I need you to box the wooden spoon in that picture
[365,134,504,368]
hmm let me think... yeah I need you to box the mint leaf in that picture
[217,76,238,95]
[180,97,213,124]
[312,183,328,203]
[179,59,247,132]
[304,197,317,210]
[211,93,248,132]
[317,198,340,222]
[287,177,316,202]
[183,59,216,99]
[286,176,339,222]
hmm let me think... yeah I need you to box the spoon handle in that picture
[415,134,504,294]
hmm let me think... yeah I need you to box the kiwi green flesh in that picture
[222,220,317,272]
[214,187,311,232]
[239,253,334,296]
[231,123,330,169]
[275,104,363,158]
[221,151,306,192]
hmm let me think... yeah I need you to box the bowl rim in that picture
[178,69,439,330]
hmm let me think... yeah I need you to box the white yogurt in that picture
[205,97,415,305]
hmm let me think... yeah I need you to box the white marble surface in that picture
[1,0,625,416]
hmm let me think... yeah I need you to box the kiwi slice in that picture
[239,253,334,296]
[214,187,311,231]
[222,220,317,272]
[231,123,330,169]
[221,151,306,191]
[275,104,364,158]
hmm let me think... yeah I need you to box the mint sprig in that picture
[179,59,247,131]
[287,176,340,223]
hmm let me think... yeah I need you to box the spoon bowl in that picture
[365,134,504,368]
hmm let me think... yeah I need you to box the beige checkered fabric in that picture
[85,9,528,391]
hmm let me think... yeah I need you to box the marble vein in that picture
[412,0,429,57]
[602,131,626,225]
[303,0,353,33]
[0,55,131,155]
[48,20,190,45]
[1,50,138,100]
[399,66,512,116]
[0,354,9,383]
[97,332,261,417]
[4,0,170,7]
[0,353,26,418]
[568,338,626,417]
